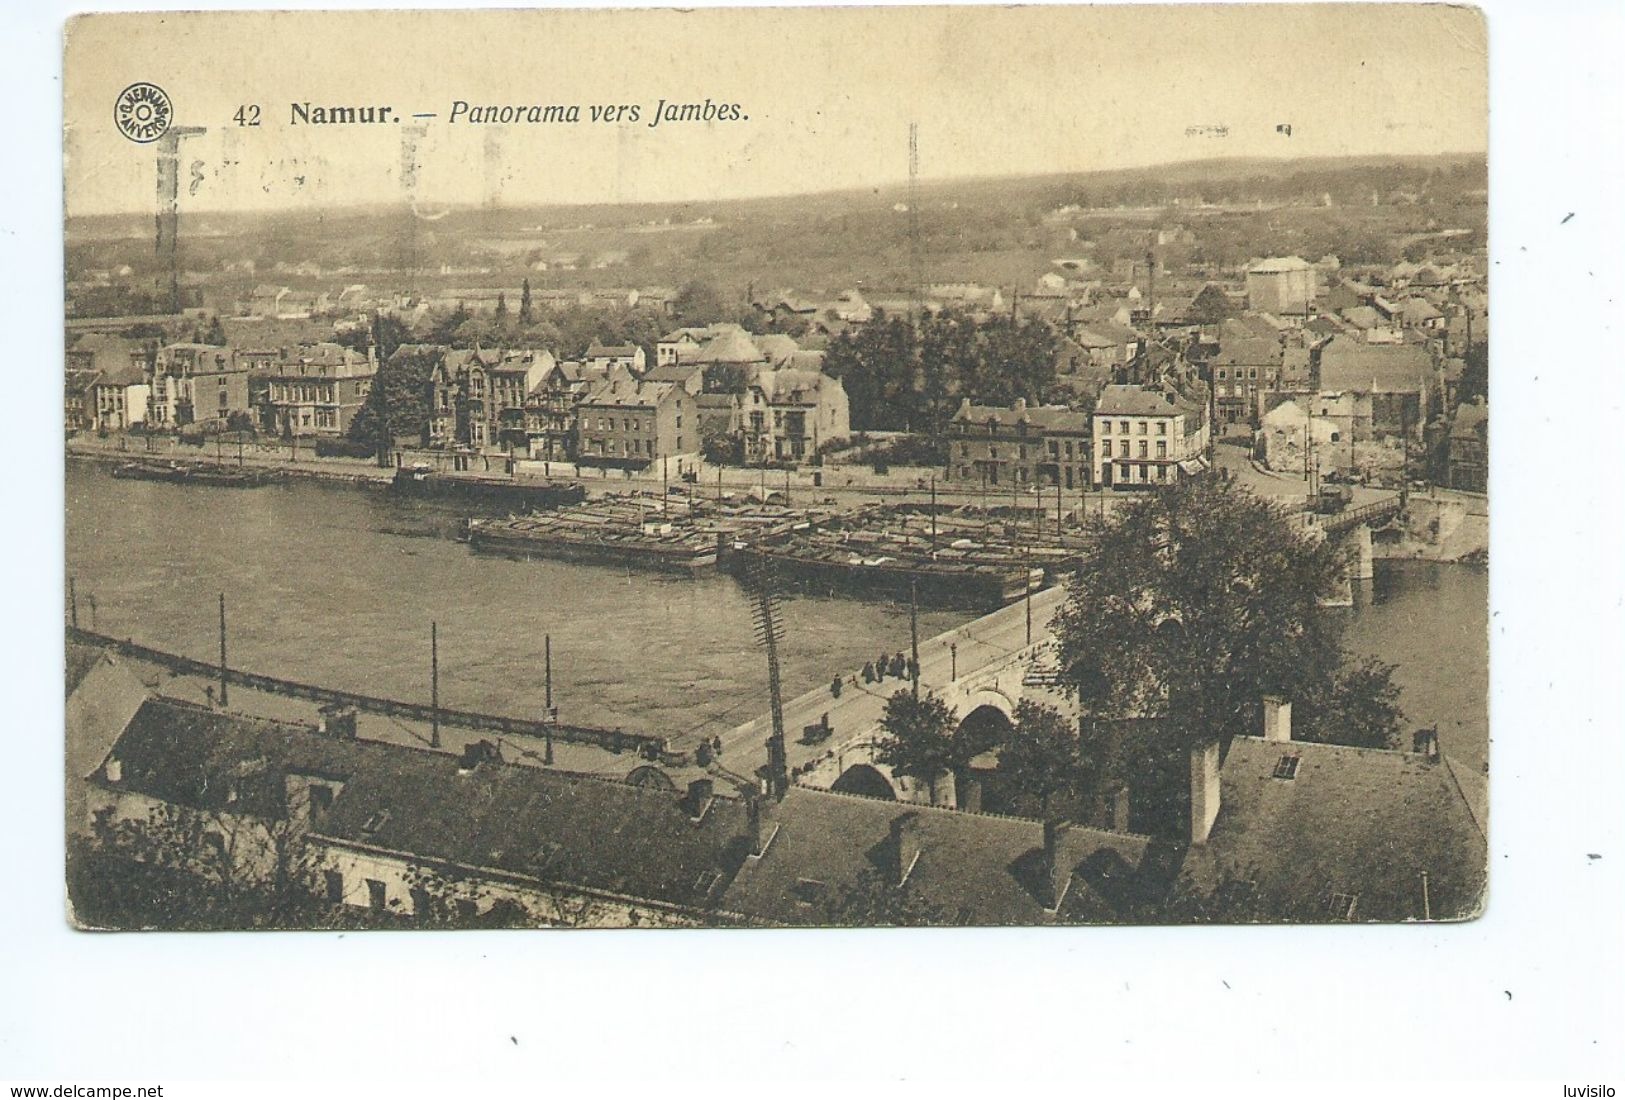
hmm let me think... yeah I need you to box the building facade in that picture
[254,343,376,437]
[1091,384,1210,489]
[574,376,698,471]
[946,398,1093,490]
[740,369,850,463]
[1246,257,1318,315]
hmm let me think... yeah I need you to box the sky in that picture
[63,5,1488,217]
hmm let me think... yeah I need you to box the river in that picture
[65,460,1489,768]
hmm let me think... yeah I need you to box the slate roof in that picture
[721,786,1162,927]
[1180,736,1487,922]
[580,377,681,409]
[953,401,1089,432]
[93,697,750,912]
[1318,336,1435,395]
[1248,256,1313,274]
[1095,384,1193,419]
[586,344,639,358]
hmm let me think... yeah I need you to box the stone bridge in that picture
[802,640,1058,808]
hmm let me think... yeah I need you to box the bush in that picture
[314,437,377,459]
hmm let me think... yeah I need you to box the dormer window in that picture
[1272,754,1301,780]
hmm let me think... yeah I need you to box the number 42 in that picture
[234,105,261,127]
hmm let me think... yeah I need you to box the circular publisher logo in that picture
[114,82,173,144]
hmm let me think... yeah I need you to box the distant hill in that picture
[67,153,1486,301]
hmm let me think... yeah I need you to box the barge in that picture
[390,465,586,511]
[466,499,721,572]
[110,461,278,488]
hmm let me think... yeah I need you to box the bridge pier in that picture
[1349,522,1374,581]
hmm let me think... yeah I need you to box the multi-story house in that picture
[1211,328,1283,426]
[429,347,555,450]
[255,343,376,437]
[945,398,1093,491]
[1091,384,1210,489]
[522,359,593,461]
[574,376,697,471]
[149,343,250,429]
[66,334,146,433]
[739,368,850,463]
[88,364,150,432]
[584,343,645,376]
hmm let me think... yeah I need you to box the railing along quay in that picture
[66,626,666,757]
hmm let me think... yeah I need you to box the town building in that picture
[1091,384,1210,489]
[88,364,150,432]
[254,342,376,437]
[66,334,146,433]
[428,347,554,450]
[740,368,850,463]
[1245,256,1318,315]
[1446,397,1488,493]
[574,375,698,472]
[583,343,645,376]
[1316,335,1436,439]
[946,398,1093,490]
[1211,324,1284,425]
[522,359,591,462]
[81,694,752,928]
[149,343,251,429]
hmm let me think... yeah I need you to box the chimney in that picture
[1043,819,1073,911]
[683,777,715,821]
[1262,695,1292,742]
[1013,397,1027,415]
[317,703,358,739]
[1189,739,1222,845]
[959,397,972,415]
[745,794,780,858]
[1412,725,1441,761]
[890,812,923,887]
[1112,784,1132,833]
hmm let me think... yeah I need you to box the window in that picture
[1118,441,1128,457]
[1119,421,1129,434]
[1157,440,1167,458]
[411,886,432,918]
[1101,440,1111,456]
[308,783,334,816]
[361,809,390,835]
[366,879,387,911]
[1139,464,1149,480]
[1158,422,1167,435]
[1272,754,1301,780]
[1325,892,1359,920]
[1138,421,1147,435]
[1138,441,1148,458]
[325,869,344,904]
[791,878,828,905]
[962,444,970,457]
[1218,368,1228,380]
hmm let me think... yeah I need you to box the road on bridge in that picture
[709,585,1071,786]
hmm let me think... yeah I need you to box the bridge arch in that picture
[831,763,897,800]
[954,687,1017,721]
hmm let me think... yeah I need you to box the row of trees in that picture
[822,308,1066,433]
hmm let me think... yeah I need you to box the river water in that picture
[65,460,1488,767]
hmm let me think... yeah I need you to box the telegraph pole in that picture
[217,593,229,707]
[68,577,78,629]
[929,475,937,551]
[544,633,555,765]
[909,579,921,699]
[430,621,440,749]
[1024,546,1033,646]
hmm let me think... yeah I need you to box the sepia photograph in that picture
[58,4,1495,932]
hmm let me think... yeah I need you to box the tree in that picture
[1298,655,1404,750]
[1054,477,1391,749]
[872,690,962,802]
[348,343,439,450]
[995,700,1093,820]
[494,292,509,330]
[518,278,534,326]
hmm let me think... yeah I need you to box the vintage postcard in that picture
[63,5,1488,930]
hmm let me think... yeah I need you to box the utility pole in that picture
[950,641,957,680]
[544,632,555,765]
[909,579,920,699]
[68,577,77,629]
[929,475,937,551]
[430,621,440,749]
[217,593,229,707]
[1024,546,1033,646]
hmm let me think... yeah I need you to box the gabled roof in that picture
[580,376,682,409]
[586,343,639,358]
[751,368,841,407]
[953,400,1088,432]
[1181,736,1486,922]
[1248,256,1313,275]
[721,786,1160,926]
[1095,384,1191,419]
[1318,336,1434,395]
[93,697,749,912]
[694,328,767,365]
